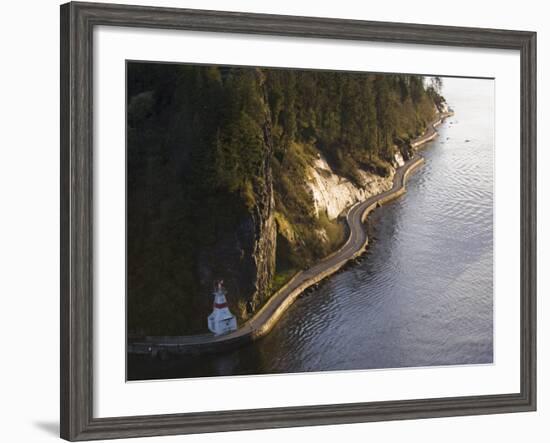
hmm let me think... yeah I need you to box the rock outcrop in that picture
[306,154,395,220]
[197,85,277,321]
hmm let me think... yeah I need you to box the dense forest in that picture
[127,63,445,336]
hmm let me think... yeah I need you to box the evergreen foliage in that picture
[127,63,443,335]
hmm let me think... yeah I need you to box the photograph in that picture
[52,0,539,440]
[0,0,543,440]
[126,62,494,381]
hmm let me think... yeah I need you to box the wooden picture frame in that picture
[60,1,536,440]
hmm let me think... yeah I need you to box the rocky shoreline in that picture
[128,111,453,357]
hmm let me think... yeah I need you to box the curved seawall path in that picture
[129,113,452,357]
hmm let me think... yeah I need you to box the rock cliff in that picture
[198,84,277,321]
[306,154,397,220]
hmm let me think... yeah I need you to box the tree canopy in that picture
[126,63,443,335]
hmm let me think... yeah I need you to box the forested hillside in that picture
[127,63,445,335]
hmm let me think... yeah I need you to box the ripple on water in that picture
[246,87,494,374]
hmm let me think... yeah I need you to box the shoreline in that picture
[128,112,453,358]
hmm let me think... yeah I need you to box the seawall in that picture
[128,112,452,357]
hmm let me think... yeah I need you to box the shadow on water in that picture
[128,343,266,381]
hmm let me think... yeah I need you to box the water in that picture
[128,77,494,380]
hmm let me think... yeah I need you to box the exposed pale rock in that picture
[306,155,394,220]
[393,151,405,167]
[315,228,329,243]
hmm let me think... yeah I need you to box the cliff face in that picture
[198,88,277,321]
[196,185,276,320]
[307,154,396,220]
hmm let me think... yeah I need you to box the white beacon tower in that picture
[207,281,238,335]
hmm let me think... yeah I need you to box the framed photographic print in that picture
[60,1,536,440]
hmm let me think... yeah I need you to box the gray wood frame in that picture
[60,1,537,440]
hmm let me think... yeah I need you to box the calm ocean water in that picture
[128,77,494,380]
